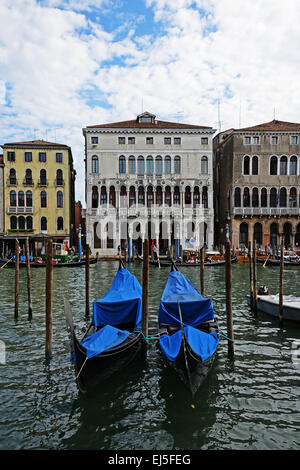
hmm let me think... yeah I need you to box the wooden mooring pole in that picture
[142,239,149,340]
[25,237,32,320]
[45,239,53,360]
[14,239,19,318]
[85,244,90,318]
[252,237,257,316]
[225,241,234,358]
[248,240,253,310]
[200,246,205,296]
[279,234,284,328]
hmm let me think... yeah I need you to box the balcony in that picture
[233,207,300,217]
[23,179,34,186]
[55,179,64,187]
[38,179,48,187]
[8,206,33,214]
[7,178,17,187]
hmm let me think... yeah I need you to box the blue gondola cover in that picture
[81,325,131,359]
[160,326,219,363]
[158,270,215,326]
[92,268,142,327]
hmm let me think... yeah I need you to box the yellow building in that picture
[1,139,75,256]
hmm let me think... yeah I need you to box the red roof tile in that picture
[86,119,213,130]
[237,120,300,132]
[2,139,69,148]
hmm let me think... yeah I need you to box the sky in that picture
[1,0,300,204]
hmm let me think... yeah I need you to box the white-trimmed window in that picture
[291,135,298,145]
[252,136,260,145]
[271,136,278,145]
[244,136,251,145]
[91,136,98,144]
[91,155,99,173]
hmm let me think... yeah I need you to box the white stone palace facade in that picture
[83,112,215,256]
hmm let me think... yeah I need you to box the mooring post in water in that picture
[200,246,205,296]
[248,240,253,310]
[85,244,90,318]
[252,237,257,316]
[142,239,149,340]
[225,240,234,358]
[25,237,32,320]
[45,239,53,360]
[279,234,284,328]
[14,239,19,318]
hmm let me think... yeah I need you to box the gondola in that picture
[158,262,219,395]
[0,256,98,268]
[64,260,145,393]
[256,257,300,267]
[149,256,237,267]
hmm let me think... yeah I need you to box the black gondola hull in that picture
[0,257,97,268]
[70,331,145,393]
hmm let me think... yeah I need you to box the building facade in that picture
[83,112,215,256]
[0,154,4,236]
[213,120,300,251]
[1,139,76,254]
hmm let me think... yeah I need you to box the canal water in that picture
[0,261,299,450]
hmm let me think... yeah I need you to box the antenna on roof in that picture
[218,98,221,132]
[174,111,184,122]
[33,129,38,139]
[239,97,242,128]
[53,127,60,142]
[273,107,276,120]
[141,97,144,113]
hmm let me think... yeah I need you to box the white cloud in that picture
[1,0,300,204]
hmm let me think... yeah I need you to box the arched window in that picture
[270,222,278,247]
[100,186,107,205]
[193,186,200,207]
[18,216,25,230]
[202,186,208,208]
[165,186,171,206]
[185,186,191,205]
[254,222,263,245]
[156,186,162,206]
[18,191,25,207]
[279,187,287,207]
[280,156,288,175]
[10,190,16,207]
[243,187,250,207]
[57,191,63,208]
[290,156,297,175]
[165,156,171,174]
[26,190,32,207]
[129,186,136,207]
[92,186,98,208]
[146,156,154,175]
[261,188,267,207]
[25,169,32,184]
[106,222,114,249]
[40,190,47,208]
[109,186,115,207]
[56,169,63,185]
[289,187,297,207]
[239,222,248,247]
[201,156,208,174]
[174,156,181,174]
[119,155,126,174]
[270,156,278,175]
[243,156,250,175]
[155,156,162,175]
[92,155,99,173]
[137,156,144,175]
[9,168,16,185]
[26,216,33,230]
[120,186,127,208]
[128,156,135,174]
[40,169,47,185]
[138,186,144,206]
[94,222,101,249]
[10,216,17,230]
[173,186,180,205]
[270,187,277,207]
[283,222,292,248]
[57,216,64,231]
[252,187,259,207]
[234,187,241,207]
[41,216,47,231]
[147,186,154,207]
[252,156,258,175]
